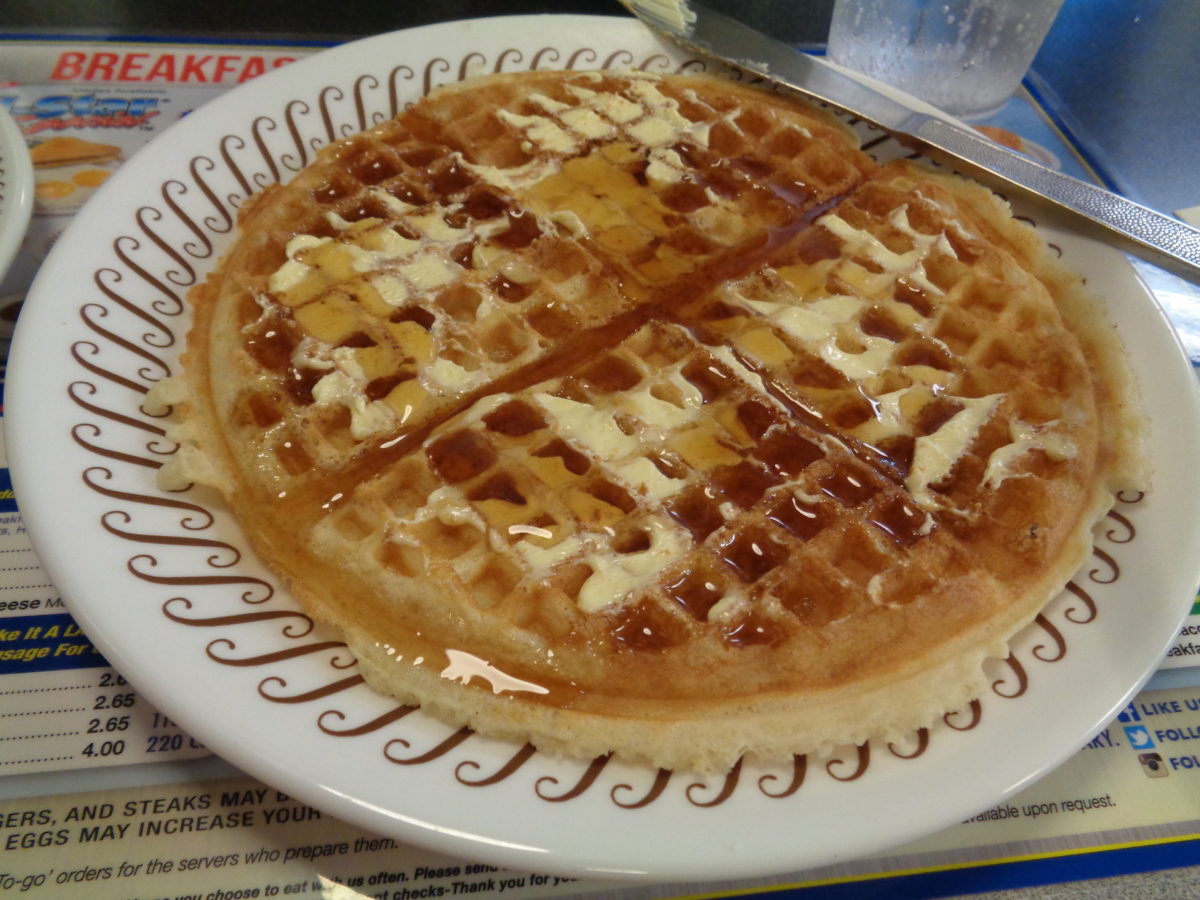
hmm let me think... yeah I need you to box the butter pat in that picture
[576,522,689,613]
[908,394,1002,509]
[534,393,639,461]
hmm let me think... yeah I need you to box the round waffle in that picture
[163,70,1144,772]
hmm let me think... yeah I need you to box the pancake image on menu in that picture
[155,69,1146,773]
[29,135,122,214]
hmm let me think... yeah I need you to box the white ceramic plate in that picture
[8,15,1200,882]
[0,105,33,286]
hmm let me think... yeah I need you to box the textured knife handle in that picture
[915,118,1200,282]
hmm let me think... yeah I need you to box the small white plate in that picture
[7,15,1200,882]
[0,105,33,286]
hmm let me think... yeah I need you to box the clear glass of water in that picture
[826,0,1065,120]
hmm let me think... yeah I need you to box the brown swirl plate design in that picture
[8,16,1200,881]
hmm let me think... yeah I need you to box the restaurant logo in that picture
[0,93,161,134]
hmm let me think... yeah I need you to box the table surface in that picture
[1,2,1198,897]
[6,0,1197,217]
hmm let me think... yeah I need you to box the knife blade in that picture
[620,0,1200,284]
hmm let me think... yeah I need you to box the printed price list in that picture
[1,666,208,775]
[0,428,208,774]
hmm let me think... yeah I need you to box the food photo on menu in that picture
[0,5,1199,897]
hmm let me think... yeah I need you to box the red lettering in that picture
[272,57,297,69]
[85,52,120,81]
[214,55,240,81]
[117,53,150,81]
[146,55,177,82]
[238,57,267,82]
[50,51,87,80]
[178,55,212,82]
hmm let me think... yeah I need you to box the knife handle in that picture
[913,118,1200,284]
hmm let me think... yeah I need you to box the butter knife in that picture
[620,0,1200,283]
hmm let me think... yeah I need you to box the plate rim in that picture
[6,15,1200,881]
[0,104,34,287]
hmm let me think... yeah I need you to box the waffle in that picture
[163,70,1144,772]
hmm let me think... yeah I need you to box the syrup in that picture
[723,612,782,647]
[869,495,930,546]
[717,527,786,583]
[482,399,547,437]
[665,568,723,620]
[609,599,683,652]
[531,439,590,475]
[766,494,828,541]
[426,429,497,484]
[818,465,879,506]
[710,460,780,508]
[666,485,724,542]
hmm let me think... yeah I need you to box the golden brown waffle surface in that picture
[165,70,1144,772]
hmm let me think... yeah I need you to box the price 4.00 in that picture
[81,740,126,758]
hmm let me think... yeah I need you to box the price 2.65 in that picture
[93,693,136,710]
[87,715,131,734]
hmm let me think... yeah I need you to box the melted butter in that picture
[459,154,561,196]
[268,210,457,315]
[630,0,696,31]
[622,78,696,146]
[423,358,485,395]
[743,292,897,380]
[533,393,639,460]
[853,387,910,444]
[529,93,571,115]
[398,255,457,291]
[984,420,1078,489]
[355,226,421,260]
[515,533,587,575]
[289,336,335,372]
[623,382,696,430]
[312,367,394,440]
[490,74,712,177]
[644,147,687,184]
[408,211,469,244]
[907,394,1002,509]
[613,456,684,502]
[705,587,747,623]
[560,106,616,140]
[440,649,550,695]
[818,205,956,295]
[497,109,578,154]
[821,333,895,380]
[368,187,417,217]
[393,486,488,535]
[546,209,588,238]
[576,520,690,613]
[665,365,706,409]
[743,295,861,342]
[577,88,642,124]
[268,235,331,294]
[370,272,410,306]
